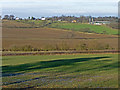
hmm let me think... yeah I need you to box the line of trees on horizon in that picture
[1,14,118,22]
[1,14,119,29]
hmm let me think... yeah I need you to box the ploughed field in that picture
[2,54,118,88]
[2,20,118,50]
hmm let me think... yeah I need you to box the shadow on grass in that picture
[2,56,118,88]
[75,62,118,73]
[3,76,46,86]
[2,56,116,75]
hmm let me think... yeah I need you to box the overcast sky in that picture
[0,0,119,18]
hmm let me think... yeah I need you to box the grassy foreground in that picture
[2,54,118,88]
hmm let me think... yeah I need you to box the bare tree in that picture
[9,15,15,20]
[4,15,9,20]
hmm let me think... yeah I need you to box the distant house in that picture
[94,21,110,25]
[72,20,77,23]
[41,17,46,20]
[89,17,111,25]
[15,17,20,20]
[94,23,102,25]
[58,19,62,21]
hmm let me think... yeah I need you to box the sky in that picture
[0,0,119,18]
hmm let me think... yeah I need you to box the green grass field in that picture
[6,20,118,35]
[49,23,118,35]
[2,54,118,88]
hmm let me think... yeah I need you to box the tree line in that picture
[1,15,118,22]
[1,15,119,29]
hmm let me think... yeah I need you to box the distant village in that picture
[0,15,118,25]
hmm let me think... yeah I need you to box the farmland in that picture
[2,20,118,35]
[2,20,119,88]
[48,23,118,35]
[2,20,118,51]
[2,54,118,88]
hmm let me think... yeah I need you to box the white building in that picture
[94,23,102,25]
[41,17,46,20]
[94,21,110,25]
[58,19,62,21]
[15,17,20,20]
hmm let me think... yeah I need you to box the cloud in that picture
[1,0,118,17]
[0,0,119,3]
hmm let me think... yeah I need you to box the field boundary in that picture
[2,50,120,56]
